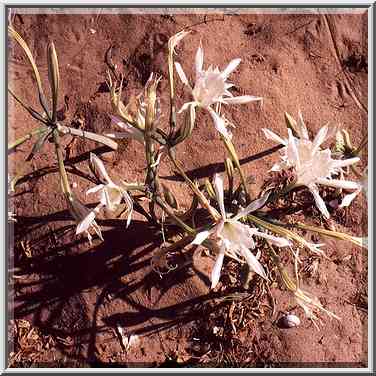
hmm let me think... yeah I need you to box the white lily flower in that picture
[175,43,262,112]
[262,111,360,219]
[68,194,103,245]
[87,153,133,227]
[192,173,291,289]
[105,115,145,144]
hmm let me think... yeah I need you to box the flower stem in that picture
[167,45,177,136]
[154,196,196,235]
[265,242,297,292]
[287,221,366,248]
[167,149,220,221]
[8,127,46,151]
[53,129,72,199]
[221,136,249,202]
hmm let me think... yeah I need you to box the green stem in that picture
[168,47,177,137]
[8,127,45,151]
[53,129,72,198]
[221,136,249,202]
[287,222,365,248]
[167,149,220,221]
[265,242,297,292]
[155,196,196,235]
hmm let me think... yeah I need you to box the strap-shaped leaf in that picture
[8,26,51,119]
[47,42,59,122]
[8,88,49,125]
[57,124,118,150]
[8,127,46,151]
[26,128,51,161]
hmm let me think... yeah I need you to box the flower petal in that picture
[195,42,204,76]
[288,128,300,168]
[311,125,328,155]
[191,230,211,245]
[297,110,309,140]
[175,62,191,88]
[233,192,271,220]
[222,95,262,105]
[339,190,360,208]
[262,128,287,146]
[213,173,226,219]
[331,157,360,169]
[92,220,104,241]
[211,245,225,289]
[241,247,267,280]
[209,109,231,139]
[221,58,241,78]
[168,30,191,55]
[270,163,283,172]
[76,211,96,235]
[90,153,112,185]
[254,231,291,247]
[178,101,196,113]
[86,184,104,195]
[102,188,115,211]
[122,190,133,228]
[316,178,360,190]
[309,184,330,219]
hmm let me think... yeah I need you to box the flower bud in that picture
[162,184,178,209]
[284,112,299,138]
[47,41,59,122]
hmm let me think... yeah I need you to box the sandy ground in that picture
[7,10,368,367]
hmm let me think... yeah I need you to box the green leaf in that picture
[26,129,51,161]
[9,26,51,119]
[47,41,60,122]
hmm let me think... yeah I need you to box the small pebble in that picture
[277,313,301,329]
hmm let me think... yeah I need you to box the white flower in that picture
[68,195,103,245]
[175,43,262,112]
[262,111,360,219]
[191,173,291,289]
[87,153,133,227]
[105,115,145,144]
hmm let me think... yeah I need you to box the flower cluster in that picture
[9,26,368,327]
